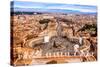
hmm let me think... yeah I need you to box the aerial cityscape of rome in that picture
[10,0,97,66]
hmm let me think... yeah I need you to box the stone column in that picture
[67,52,70,56]
[46,52,49,58]
[48,52,52,57]
[56,52,60,57]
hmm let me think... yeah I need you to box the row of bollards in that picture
[21,50,94,59]
[45,52,70,58]
[44,51,94,58]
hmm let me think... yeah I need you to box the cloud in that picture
[13,1,97,13]
[12,0,97,13]
[45,5,97,12]
[14,5,43,8]
[13,0,97,6]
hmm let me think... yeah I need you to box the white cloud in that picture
[79,9,96,13]
[14,3,97,13]
[13,0,97,13]
[46,6,97,13]
[14,5,43,8]
[13,0,97,6]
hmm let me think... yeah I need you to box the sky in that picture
[12,0,97,6]
[11,0,97,13]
